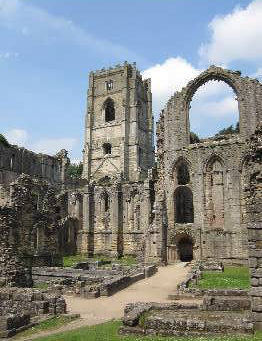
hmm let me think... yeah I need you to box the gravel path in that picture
[19,262,189,340]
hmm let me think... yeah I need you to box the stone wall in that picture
[156,66,262,265]
[244,124,262,329]
[0,287,66,338]
[0,143,69,206]
[79,173,157,259]
[82,62,154,183]
[0,174,79,267]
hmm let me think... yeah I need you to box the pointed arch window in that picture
[175,159,190,185]
[104,98,115,122]
[103,143,112,155]
[174,187,194,224]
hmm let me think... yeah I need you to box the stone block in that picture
[250,288,262,296]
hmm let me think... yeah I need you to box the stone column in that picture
[110,182,123,257]
[245,124,262,329]
[80,184,94,256]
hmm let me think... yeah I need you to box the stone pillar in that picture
[80,184,94,256]
[248,223,262,329]
[245,124,262,329]
[111,183,123,257]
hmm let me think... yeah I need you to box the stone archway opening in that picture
[177,236,193,262]
[189,80,239,142]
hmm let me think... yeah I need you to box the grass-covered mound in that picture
[63,254,137,267]
[14,315,78,340]
[30,320,262,341]
[194,266,250,290]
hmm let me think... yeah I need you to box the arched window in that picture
[174,186,194,223]
[189,80,239,142]
[205,156,224,229]
[104,98,115,122]
[104,192,110,212]
[103,143,112,155]
[175,159,190,185]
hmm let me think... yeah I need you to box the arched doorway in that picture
[177,236,193,261]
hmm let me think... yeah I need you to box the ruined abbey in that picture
[0,62,261,270]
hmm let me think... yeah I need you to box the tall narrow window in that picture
[103,143,112,155]
[174,187,194,223]
[104,193,110,212]
[176,159,190,185]
[138,147,142,167]
[105,80,113,91]
[104,98,115,122]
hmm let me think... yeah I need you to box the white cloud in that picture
[192,97,238,118]
[0,51,19,59]
[0,0,145,64]
[4,128,77,156]
[5,128,27,146]
[199,0,262,64]
[33,138,77,155]
[142,57,201,115]
[252,67,262,80]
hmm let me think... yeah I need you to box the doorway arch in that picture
[177,236,193,261]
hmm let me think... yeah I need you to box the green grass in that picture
[63,254,87,267]
[63,254,137,268]
[194,266,250,290]
[28,320,262,341]
[14,315,79,339]
[33,282,50,290]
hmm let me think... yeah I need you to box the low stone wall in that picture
[0,287,66,338]
[33,264,157,298]
[0,287,66,316]
[203,292,251,311]
[120,299,253,337]
[176,260,227,297]
[0,314,30,338]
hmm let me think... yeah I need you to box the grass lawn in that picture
[63,254,87,267]
[14,315,79,339]
[31,320,262,341]
[193,266,250,290]
[63,254,137,267]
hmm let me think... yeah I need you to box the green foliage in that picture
[93,254,137,266]
[190,131,200,144]
[14,315,78,339]
[216,122,239,136]
[33,282,50,290]
[63,254,137,268]
[63,254,87,267]
[31,320,262,341]
[67,162,83,179]
[0,133,10,147]
[194,266,250,290]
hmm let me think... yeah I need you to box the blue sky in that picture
[1,0,261,162]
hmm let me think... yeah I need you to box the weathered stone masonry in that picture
[156,66,262,265]
[0,63,261,267]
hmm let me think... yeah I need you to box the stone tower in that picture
[82,62,154,182]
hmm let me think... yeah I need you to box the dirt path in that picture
[20,262,189,340]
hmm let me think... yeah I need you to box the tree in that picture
[0,134,10,147]
[190,131,200,144]
[67,162,83,179]
[216,122,239,136]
